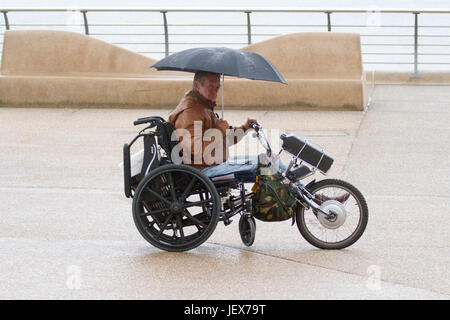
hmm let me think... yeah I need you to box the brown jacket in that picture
[168,89,245,169]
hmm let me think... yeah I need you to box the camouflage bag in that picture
[251,170,297,222]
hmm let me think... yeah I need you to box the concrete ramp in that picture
[0,30,191,108]
[0,30,367,110]
[235,32,367,110]
[1,30,158,77]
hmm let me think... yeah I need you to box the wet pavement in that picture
[0,84,449,299]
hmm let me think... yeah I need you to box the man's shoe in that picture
[312,193,350,216]
[314,193,350,205]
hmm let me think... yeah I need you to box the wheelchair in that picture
[123,116,261,252]
[123,116,369,252]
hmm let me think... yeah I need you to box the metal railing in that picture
[1,7,450,76]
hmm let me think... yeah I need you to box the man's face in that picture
[194,74,221,102]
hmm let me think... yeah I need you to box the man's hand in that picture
[215,118,230,135]
[242,118,258,131]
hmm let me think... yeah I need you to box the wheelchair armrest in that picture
[133,116,165,126]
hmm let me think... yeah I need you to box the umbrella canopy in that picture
[151,47,287,84]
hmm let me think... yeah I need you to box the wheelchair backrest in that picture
[159,121,178,156]
[140,118,179,176]
[141,134,160,176]
[124,117,180,197]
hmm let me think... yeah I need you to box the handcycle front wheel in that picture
[132,164,221,252]
[296,179,369,250]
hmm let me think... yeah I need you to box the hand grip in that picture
[133,116,165,126]
[133,118,150,126]
[249,121,260,130]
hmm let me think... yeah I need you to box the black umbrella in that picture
[151,47,287,117]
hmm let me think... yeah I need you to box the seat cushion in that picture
[201,155,258,182]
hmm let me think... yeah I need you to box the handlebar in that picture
[249,121,272,156]
[249,121,261,131]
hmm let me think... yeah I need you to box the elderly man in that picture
[168,71,256,169]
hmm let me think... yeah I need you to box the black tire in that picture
[239,214,256,246]
[296,179,368,249]
[132,164,221,252]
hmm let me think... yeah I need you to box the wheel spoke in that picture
[176,214,185,241]
[183,209,207,228]
[156,212,175,239]
[179,176,197,201]
[343,222,354,236]
[146,187,171,206]
[166,172,178,201]
[140,207,170,217]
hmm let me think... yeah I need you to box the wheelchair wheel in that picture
[239,214,256,247]
[132,164,221,252]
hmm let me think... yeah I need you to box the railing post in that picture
[245,11,252,45]
[161,11,169,57]
[81,10,89,35]
[326,12,332,31]
[2,11,10,30]
[412,12,420,78]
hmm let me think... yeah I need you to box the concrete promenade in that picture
[0,84,449,299]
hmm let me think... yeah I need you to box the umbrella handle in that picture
[221,73,224,119]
